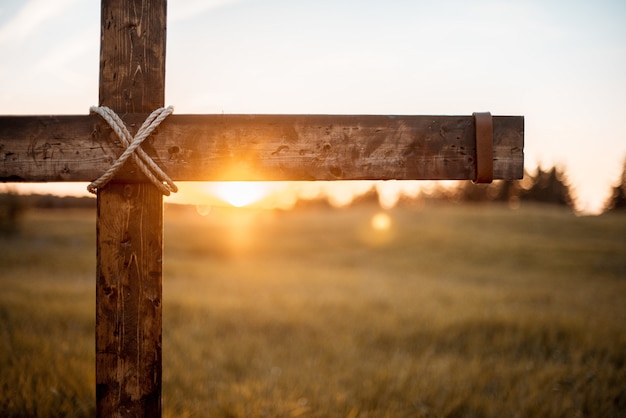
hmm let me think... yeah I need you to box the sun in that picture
[212,182,270,207]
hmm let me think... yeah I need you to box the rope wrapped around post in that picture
[87,106,178,195]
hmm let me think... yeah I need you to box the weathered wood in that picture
[99,0,166,113]
[0,0,525,415]
[0,114,524,182]
[96,184,162,416]
[95,0,165,416]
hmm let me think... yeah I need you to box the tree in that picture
[454,180,521,204]
[454,182,495,202]
[604,158,626,212]
[522,166,573,207]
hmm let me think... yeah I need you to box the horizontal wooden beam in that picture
[0,114,523,182]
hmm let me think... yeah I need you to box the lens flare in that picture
[371,212,391,231]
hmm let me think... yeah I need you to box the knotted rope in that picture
[88,106,178,195]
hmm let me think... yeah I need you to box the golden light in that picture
[164,180,426,212]
[212,182,270,207]
[359,211,395,247]
[371,212,392,231]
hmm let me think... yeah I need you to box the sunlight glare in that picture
[212,182,270,207]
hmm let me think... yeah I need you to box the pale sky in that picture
[1,0,625,213]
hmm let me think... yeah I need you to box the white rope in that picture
[87,106,178,195]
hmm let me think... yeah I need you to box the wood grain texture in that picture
[0,0,525,416]
[95,0,165,416]
[99,0,166,113]
[96,183,162,417]
[0,114,524,182]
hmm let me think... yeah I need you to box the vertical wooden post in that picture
[95,0,166,416]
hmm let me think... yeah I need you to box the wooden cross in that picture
[0,0,523,416]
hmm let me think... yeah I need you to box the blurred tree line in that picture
[1,160,625,236]
[416,160,626,214]
[414,165,575,210]
[0,193,95,236]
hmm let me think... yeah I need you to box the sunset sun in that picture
[212,182,270,207]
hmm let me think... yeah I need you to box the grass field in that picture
[0,203,625,417]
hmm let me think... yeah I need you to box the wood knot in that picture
[272,145,289,156]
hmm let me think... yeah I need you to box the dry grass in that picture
[1,203,625,417]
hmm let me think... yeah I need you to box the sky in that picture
[1,0,625,213]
